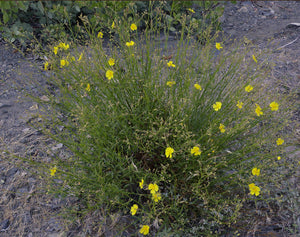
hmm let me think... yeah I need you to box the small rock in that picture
[47,232,66,237]
[29,104,38,111]
[0,103,11,109]
[286,22,300,29]
[40,95,50,102]
[51,143,63,151]
[261,7,275,17]
[22,128,31,133]
[6,167,18,177]
[23,211,32,224]
[0,219,10,231]
[238,6,248,13]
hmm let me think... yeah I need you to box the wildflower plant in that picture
[29,4,298,236]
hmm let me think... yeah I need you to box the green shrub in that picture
[27,4,297,236]
[0,1,223,50]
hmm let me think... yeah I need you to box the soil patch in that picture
[0,1,299,236]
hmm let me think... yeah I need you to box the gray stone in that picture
[0,219,10,231]
[238,6,248,13]
[6,167,18,177]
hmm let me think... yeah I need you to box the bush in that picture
[0,1,223,50]
[27,4,297,236]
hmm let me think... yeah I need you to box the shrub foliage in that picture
[24,3,297,236]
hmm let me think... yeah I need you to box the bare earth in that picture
[0,1,299,236]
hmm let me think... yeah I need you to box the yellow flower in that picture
[249,183,260,196]
[108,58,115,66]
[165,147,174,158]
[44,62,49,71]
[255,104,263,116]
[277,156,281,160]
[53,46,58,55]
[139,179,144,189]
[148,183,159,194]
[245,85,253,92]
[130,23,137,31]
[152,192,162,202]
[85,83,91,92]
[97,31,103,38]
[130,204,138,216]
[219,123,226,133]
[70,56,76,62]
[126,41,135,47]
[58,42,69,50]
[78,52,83,61]
[50,166,57,176]
[194,83,202,90]
[62,43,69,50]
[252,167,260,176]
[236,101,243,109]
[191,146,201,156]
[252,54,257,63]
[213,102,222,111]
[139,225,150,235]
[111,21,115,29]
[60,59,69,68]
[215,42,223,50]
[166,81,176,87]
[276,138,284,146]
[106,70,114,80]
[270,101,279,111]
[167,61,176,67]
[188,8,195,13]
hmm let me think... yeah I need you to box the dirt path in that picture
[0,1,299,236]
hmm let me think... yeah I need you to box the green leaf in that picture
[0,2,10,10]
[165,15,174,23]
[37,1,44,14]
[17,2,29,12]
[169,26,176,32]
[3,11,9,24]
[75,5,81,13]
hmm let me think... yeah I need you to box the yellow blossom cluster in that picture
[194,83,202,90]
[53,42,69,55]
[130,23,137,31]
[130,204,138,216]
[106,70,114,80]
[139,225,150,235]
[213,102,222,111]
[191,146,201,156]
[126,41,135,47]
[167,61,176,68]
[166,81,176,87]
[165,147,174,158]
[219,123,226,133]
[50,166,57,176]
[249,183,260,196]
[215,42,223,50]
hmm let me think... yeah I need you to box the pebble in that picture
[51,143,63,151]
[22,128,31,133]
[40,95,50,102]
[238,6,248,13]
[6,167,18,177]
[0,219,10,231]
[0,103,12,109]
